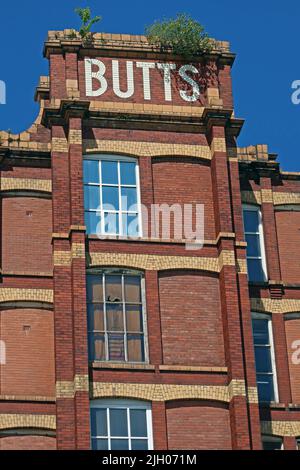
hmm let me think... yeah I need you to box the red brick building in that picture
[0,30,300,451]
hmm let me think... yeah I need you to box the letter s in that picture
[179,64,200,102]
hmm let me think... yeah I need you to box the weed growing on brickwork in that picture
[145,13,214,59]
[75,7,101,40]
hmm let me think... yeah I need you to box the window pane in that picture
[87,275,103,302]
[108,333,125,361]
[121,187,137,211]
[90,334,105,361]
[102,186,119,211]
[84,185,100,210]
[122,213,139,237]
[111,439,129,450]
[254,347,272,373]
[126,305,143,332]
[102,161,118,185]
[247,258,265,282]
[91,409,107,437]
[246,234,261,257]
[124,276,141,303]
[110,409,128,437]
[131,440,148,450]
[103,212,119,235]
[252,319,269,344]
[83,160,99,184]
[92,438,109,450]
[120,162,136,185]
[85,211,101,235]
[88,304,104,331]
[243,210,259,232]
[106,304,124,331]
[130,409,147,437]
[257,376,275,402]
[105,275,122,302]
[127,334,145,362]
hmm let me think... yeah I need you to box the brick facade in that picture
[0,30,299,450]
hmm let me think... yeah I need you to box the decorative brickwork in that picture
[0,414,56,431]
[83,140,211,160]
[0,178,52,194]
[0,288,53,304]
[251,298,300,314]
[261,421,300,437]
[241,190,300,206]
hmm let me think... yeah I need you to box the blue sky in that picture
[0,0,299,170]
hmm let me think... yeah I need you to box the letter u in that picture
[112,60,134,98]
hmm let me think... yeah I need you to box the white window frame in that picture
[83,154,143,237]
[252,312,279,403]
[90,399,153,450]
[242,204,268,282]
[87,268,149,364]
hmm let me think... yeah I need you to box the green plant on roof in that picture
[145,13,214,58]
[75,7,101,39]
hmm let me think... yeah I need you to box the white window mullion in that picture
[268,319,279,402]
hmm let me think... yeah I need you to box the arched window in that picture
[90,399,153,450]
[87,269,148,363]
[242,205,267,282]
[83,155,142,237]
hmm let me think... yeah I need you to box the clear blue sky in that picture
[0,0,299,170]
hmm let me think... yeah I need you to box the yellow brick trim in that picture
[52,137,68,153]
[0,288,53,304]
[0,414,56,431]
[0,395,55,402]
[236,258,248,274]
[247,387,259,404]
[273,192,300,206]
[241,190,300,207]
[53,251,71,267]
[56,375,89,398]
[71,243,85,259]
[88,252,237,273]
[210,137,226,154]
[251,298,300,314]
[0,178,52,193]
[83,140,211,160]
[218,250,235,271]
[92,380,249,403]
[261,421,300,437]
[68,129,82,145]
[89,101,205,118]
[261,189,273,204]
[228,379,246,400]
[92,382,230,402]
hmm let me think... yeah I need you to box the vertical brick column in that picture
[228,150,262,449]
[283,436,296,450]
[139,156,154,238]
[51,124,76,449]
[152,401,168,449]
[260,177,292,404]
[68,115,90,449]
[145,271,163,366]
[207,117,251,449]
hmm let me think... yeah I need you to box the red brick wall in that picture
[0,435,56,450]
[0,309,55,397]
[275,210,300,284]
[166,401,232,449]
[1,197,53,274]
[285,319,300,403]
[152,160,216,240]
[159,272,225,366]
